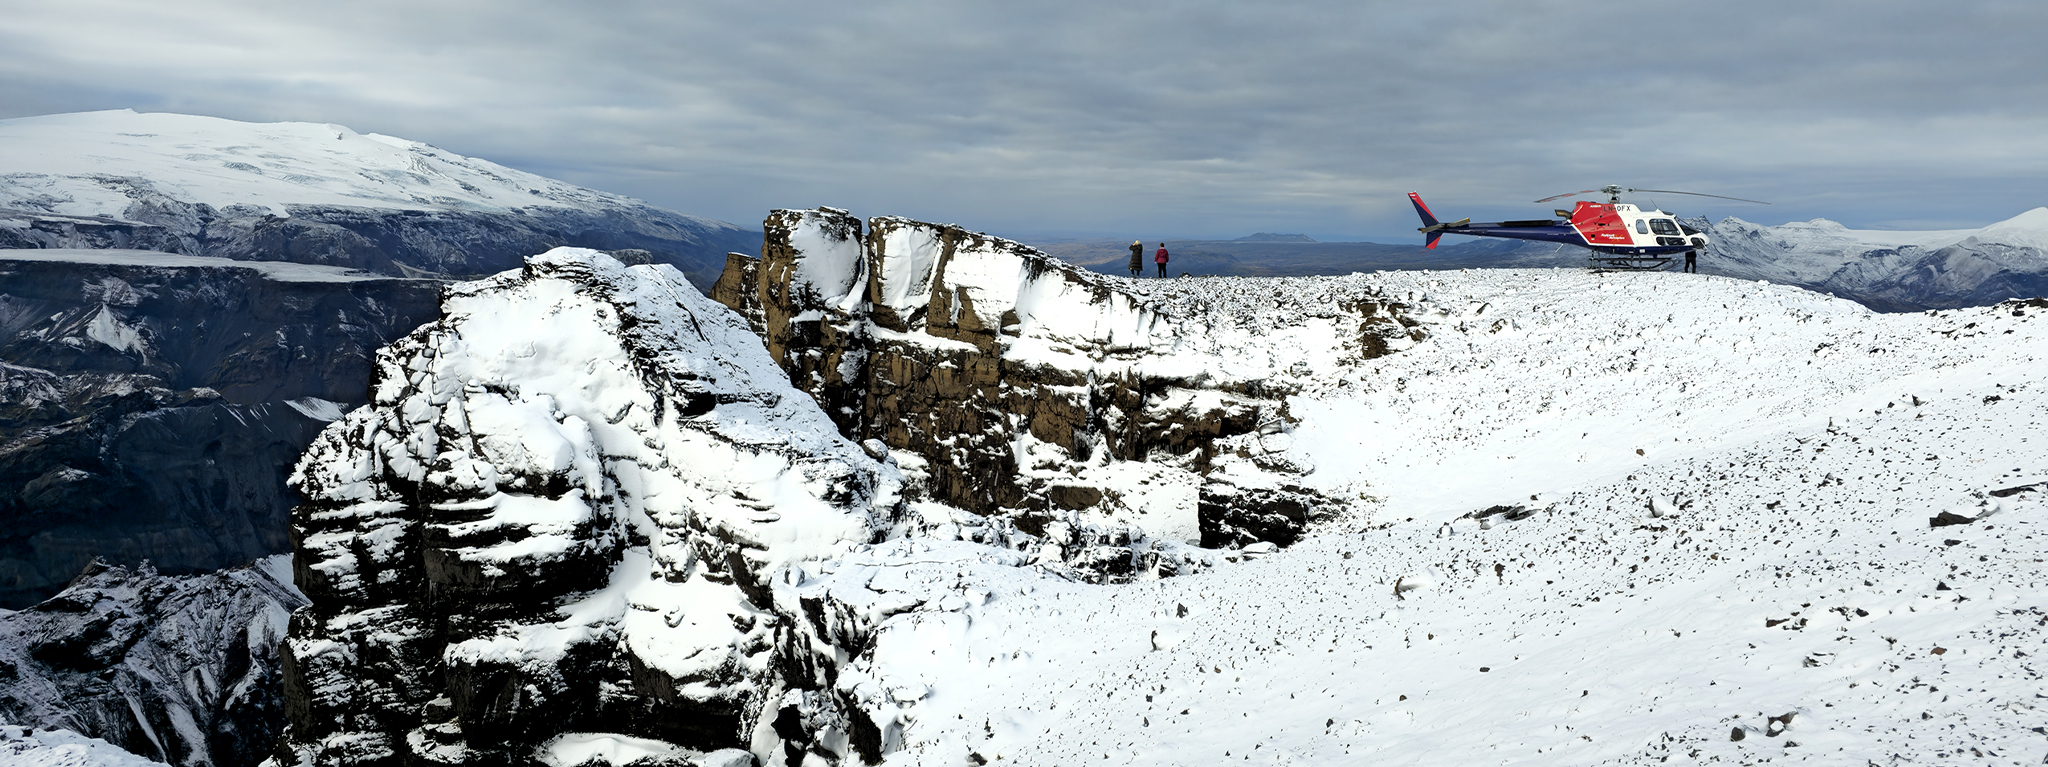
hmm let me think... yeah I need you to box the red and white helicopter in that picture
[1408,185,1768,270]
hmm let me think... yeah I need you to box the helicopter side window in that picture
[1650,218,1681,235]
[1634,219,1649,235]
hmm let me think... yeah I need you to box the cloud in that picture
[2,0,2042,240]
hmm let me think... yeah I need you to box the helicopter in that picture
[1408,185,1768,271]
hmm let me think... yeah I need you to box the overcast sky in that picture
[2,0,2042,241]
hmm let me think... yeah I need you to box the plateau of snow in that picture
[826,268,2048,765]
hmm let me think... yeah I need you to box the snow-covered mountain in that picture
[0,111,757,286]
[272,215,2048,766]
[1702,209,2048,310]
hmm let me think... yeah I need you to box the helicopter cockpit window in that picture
[1634,219,1649,235]
[1650,219,1681,235]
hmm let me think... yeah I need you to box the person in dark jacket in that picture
[1684,249,1698,273]
[1128,240,1144,277]
[1154,243,1169,277]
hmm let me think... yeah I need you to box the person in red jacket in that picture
[1154,243,1169,277]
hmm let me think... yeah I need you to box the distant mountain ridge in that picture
[0,110,759,287]
[1701,209,2048,310]
[1039,209,2048,311]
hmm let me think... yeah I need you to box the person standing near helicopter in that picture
[1684,249,1698,273]
[1128,240,1144,277]
[1154,242,1169,277]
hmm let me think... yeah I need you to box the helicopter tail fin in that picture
[1424,230,1444,249]
[1408,192,1439,228]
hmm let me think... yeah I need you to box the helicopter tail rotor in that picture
[1408,193,1474,249]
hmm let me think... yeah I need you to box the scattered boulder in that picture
[1930,511,1978,527]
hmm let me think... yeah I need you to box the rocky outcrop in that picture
[716,209,1420,558]
[0,251,441,607]
[0,556,306,767]
[278,249,910,766]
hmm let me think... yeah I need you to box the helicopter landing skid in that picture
[1588,255,1672,272]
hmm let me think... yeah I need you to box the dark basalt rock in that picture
[1197,480,1319,549]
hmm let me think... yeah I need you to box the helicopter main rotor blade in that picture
[1533,190,1598,203]
[1626,188,1770,204]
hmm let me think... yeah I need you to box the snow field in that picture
[844,269,2048,766]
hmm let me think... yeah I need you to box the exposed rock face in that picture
[278,249,908,766]
[716,209,1419,558]
[0,251,442,608]
[0,556,307,767]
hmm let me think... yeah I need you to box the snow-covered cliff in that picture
[276,237,2048,766]
[0,111,757,286]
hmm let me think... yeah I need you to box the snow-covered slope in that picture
[0,110,757,284]
[2,727,169,767]
[838,269,2048,765]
